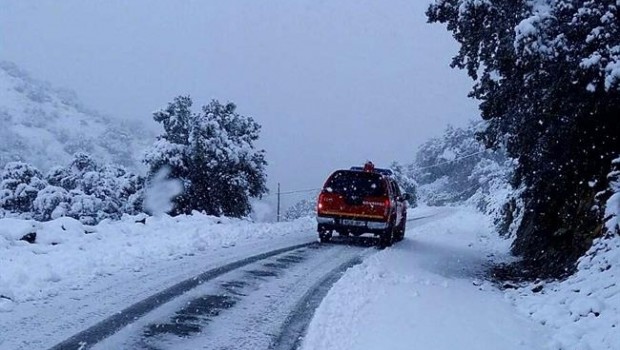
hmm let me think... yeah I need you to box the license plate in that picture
[341,219,365,227]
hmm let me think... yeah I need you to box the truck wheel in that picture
[394,221,406,242]
[378,226,393,249]
[318,229,332,243]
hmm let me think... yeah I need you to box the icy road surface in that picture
[301,207,551,350]
[92,243,370,350]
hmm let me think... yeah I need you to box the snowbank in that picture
[0,213,314,309]
[506,234,620,350]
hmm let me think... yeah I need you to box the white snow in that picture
[607,157,620,233]
[0,213,313,306]
[500,157,619,350]
[0,212,315,349]
[0,61,149,170]
[605,60,620,91]
[301,206,548,350]
[506,235,620,350]
[3,204,619,350]
[439,147,457,161]
[143,167,183,215]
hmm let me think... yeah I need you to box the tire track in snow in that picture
[270,255,364,350]
[48,242,316,350]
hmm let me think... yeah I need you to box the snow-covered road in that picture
[1,207,556,350]
[0,215,316,350]
[301,207,551,350]
[92,243,370,350]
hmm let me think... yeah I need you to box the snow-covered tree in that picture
[413,121,505,205]
[145,96,268,217]
[390,162,418,207]
[428,0,620,276]
[412,121,516,233]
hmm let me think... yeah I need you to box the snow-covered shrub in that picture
[49,153,145,222]
[32,186,69,221]
[67,191,102,225]
[284,198,317,221]
[410,120,518,235]
[0,162,46,214]
[1,154,144,224]
[45,166,74,189]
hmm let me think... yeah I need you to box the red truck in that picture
[316,162,410,248]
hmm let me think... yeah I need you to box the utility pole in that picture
[276,183,281,222]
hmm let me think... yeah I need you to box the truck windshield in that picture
[324,171,386,197]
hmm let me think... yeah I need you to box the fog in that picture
[0,0,478,217]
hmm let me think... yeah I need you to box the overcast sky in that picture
[0,0,478,216]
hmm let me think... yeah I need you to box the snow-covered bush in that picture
[145,96,268,218]
[284,198,317,221]
[67,191,102,225]
[51,153,145,222]
[32,186,69,221]
[0,162,46,215]
[1,154,144,224]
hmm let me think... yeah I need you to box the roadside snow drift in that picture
[0,214,313,308]
[506,235,620,350]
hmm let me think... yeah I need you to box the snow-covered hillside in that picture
[0,61,150,170]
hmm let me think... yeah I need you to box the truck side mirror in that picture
[400,193,411,202]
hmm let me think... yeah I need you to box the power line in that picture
[264,187,321,198]
[267,150,489,200]
[279,188,321,195]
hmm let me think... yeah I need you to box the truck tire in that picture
[318,229,332,243]
[394,220,406,242]
[378,225,394,249]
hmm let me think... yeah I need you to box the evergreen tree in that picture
[145,96,268,217]
[428,0,620,276]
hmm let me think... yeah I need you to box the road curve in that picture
[50,240,371,350]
